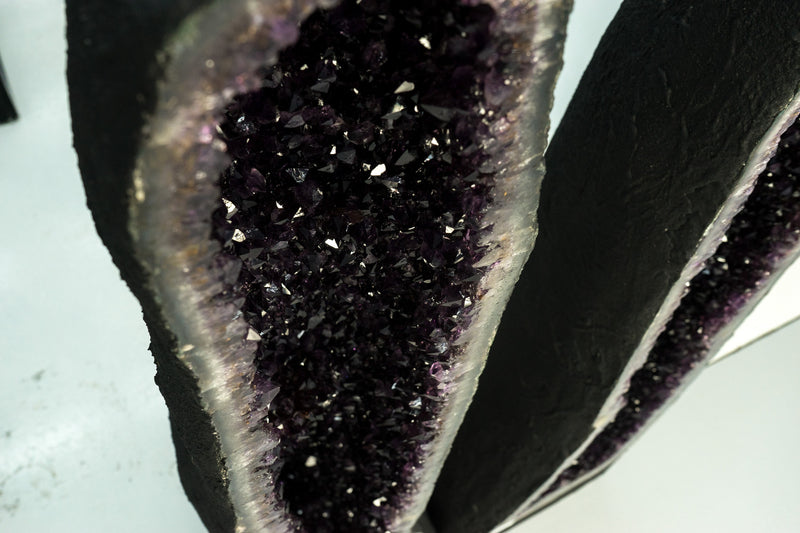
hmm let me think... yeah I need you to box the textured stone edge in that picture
[504,89,800,532]
[430,2,800,532]
[67,1,236,531]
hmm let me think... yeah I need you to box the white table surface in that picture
[1,1,797,532]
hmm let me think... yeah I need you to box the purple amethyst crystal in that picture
[212,3,507,527]
[67,0,568,531]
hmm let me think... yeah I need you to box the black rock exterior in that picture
[67,0,569,531]
[540,114,800,498]
[67,2,236,531]
[429,2,800,532]
[0,53,18,124]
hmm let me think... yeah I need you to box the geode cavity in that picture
[212,2,528,529]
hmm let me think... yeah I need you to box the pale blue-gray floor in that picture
[1,1,797,532]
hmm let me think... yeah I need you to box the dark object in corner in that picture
[66,0,566,531]
[0,54,18,124]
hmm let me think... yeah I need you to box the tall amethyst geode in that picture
[67,0,569,531]
[430,2,800,532]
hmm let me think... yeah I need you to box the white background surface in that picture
[0,1,797,532]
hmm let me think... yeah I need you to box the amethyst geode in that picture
[430,2,800,532]
[70,0,799,531]
[67,0,568,531]
[212,2,527,528]
[542,114,800,496]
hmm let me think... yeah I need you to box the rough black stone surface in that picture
[211,1,516,530]
[549,114,800,492]
[66,2,237,532]
[430,2,800,532]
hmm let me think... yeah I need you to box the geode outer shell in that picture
[429,2,800,532]
[68,0,569,531]
[67,2,237,532]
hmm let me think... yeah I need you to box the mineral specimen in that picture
[67,0,569,531]
[430,2,800,532]
[542,114,800,492]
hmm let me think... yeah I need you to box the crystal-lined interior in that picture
[543,115,800,496]
[211,1,517,529]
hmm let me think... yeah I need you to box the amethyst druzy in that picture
[210,0,542,530]
[0,54,16,125]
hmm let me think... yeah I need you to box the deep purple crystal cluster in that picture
[547,115,800,493]
[211,0,514,529]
